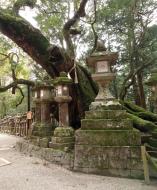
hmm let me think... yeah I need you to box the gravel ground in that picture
[0,134,157,190]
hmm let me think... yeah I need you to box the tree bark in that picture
[137,72,146,108]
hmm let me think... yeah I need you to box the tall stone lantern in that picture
[86,42,118,109]
[49,72,75,150]
[145,69,157,113]
[74,41,142,178]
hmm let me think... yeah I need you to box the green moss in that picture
[0,9,50,54]
[126,113,157,132]
[76,65,97,110]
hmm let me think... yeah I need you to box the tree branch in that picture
[13,0,37,15]
[15,86,25,107]
[63,0,88,58]
[0,79,34,92]
[119,58,157,99]
[0,8,74,77]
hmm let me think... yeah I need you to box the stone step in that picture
[49,142,74,150]
[33,126,53,132]
[30,136,51,148]
[51,136,75,144]
[32,130,52,137]
[81,119,132,130]
[85,110,127,120]
[75,130,141,146]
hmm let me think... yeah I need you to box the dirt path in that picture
[0,134,156,190]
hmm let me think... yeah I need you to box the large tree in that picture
[0,0,157,127]
[0,0,98,127]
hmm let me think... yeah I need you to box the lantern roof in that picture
[86,41,118,66]
[145,70,157,86]
[32,83,54,91]
[53,72,72,86]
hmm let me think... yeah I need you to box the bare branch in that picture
[0,79,34,92]
[119,58,157,99]
[15,86,25,107]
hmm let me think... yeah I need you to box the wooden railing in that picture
[141,145,157,184]
[0,114,31,137]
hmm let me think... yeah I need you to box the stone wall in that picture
[16,140,74,170]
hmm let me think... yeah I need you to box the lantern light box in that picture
[54,72,72,98]
[86,41,118,106]
[32,85,54,100]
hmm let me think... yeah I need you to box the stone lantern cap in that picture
[145,69,157,86]
[32,83,54,91]
[53,72,72,86]
[86,41,118,67]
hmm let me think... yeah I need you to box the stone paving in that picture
[0,133,157,190]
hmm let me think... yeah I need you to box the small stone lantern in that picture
[32,86,41,123]
[54,72,72,127]
[31,84,55,147]
[86,41,118,108]
[49,72,74,150]
[145,69,157,112]
[32,85,54,123]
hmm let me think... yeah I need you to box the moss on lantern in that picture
[53,72,72,85]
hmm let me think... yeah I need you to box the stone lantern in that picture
[49,72,74,150]
[74,41,142,178]
[31,84,55,147]
[145,69,157,112]
[86,41,118,108]
[32,86,41,123]
[54,72,72,127]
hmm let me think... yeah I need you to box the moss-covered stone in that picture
[51,136,75,144]
[127,113,157,132]
[53,127,74,137]
[81,119,132,130]
[49,142,74,151]
[85,110,127,120]
[75,130,141,146]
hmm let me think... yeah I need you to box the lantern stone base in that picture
[90,99,122,110]
[74,107,143,178]
[49,127,75,151]
[30,122,55,148]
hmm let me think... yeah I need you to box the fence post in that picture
[141,146,150,185]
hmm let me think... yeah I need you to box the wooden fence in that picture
[0,114,32,137]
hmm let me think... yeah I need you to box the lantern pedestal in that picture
[49,96,74,151]
[49,127,75,151]
[74,105,143,178]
